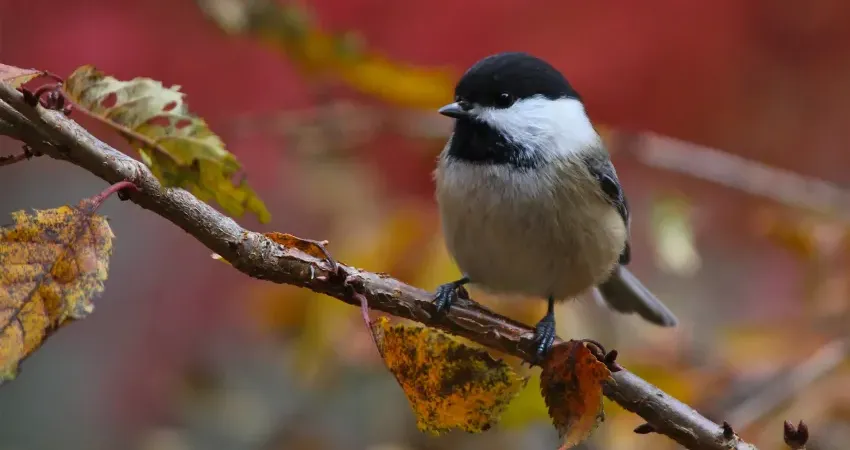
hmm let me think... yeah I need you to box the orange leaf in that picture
[263,232,331,262]
[212,232,333,267]
[540,340,612,449]
[369,317,527,434]
[0,64,42,88]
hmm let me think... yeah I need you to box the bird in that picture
[430,51,678,362]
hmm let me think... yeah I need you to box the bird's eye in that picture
[496,92,514,107]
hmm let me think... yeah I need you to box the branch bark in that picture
[0,83,757,450]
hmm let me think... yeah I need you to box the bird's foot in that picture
[433,276,469,314]
[532,314,556,364]
[531,295,557,364]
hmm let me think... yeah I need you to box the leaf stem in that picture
[89,181,139,212]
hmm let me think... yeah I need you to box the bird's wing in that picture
[582,151,678,326]
[581,152,631,265]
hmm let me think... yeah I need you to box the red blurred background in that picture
[3,0,850,449]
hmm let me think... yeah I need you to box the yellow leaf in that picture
[0,197,114,380]
[370,317,527,434]
[62,65,270,223]
[0,64,42,88]
[540,341,612,449]
[197,0,455,109]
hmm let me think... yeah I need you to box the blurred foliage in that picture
[196,0,455,110]
[651,194,701,277]
[0,192,113,381]
[63,65,271,223]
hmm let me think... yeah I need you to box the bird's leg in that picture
[532,296,557,363]
[433,276,470,313]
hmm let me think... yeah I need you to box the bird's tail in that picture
[595,265,678,327]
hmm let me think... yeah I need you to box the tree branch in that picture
[0,83,757,450]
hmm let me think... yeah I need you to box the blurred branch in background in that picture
[0,78,766,450]
[722,339,847,431]
[634,135,850,221]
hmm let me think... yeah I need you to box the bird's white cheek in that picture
[476,97,601,159]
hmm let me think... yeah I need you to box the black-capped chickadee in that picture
[432,52,678,361]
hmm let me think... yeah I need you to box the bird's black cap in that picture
[454,52,580,109]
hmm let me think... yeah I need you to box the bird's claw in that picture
[532,316,556,364]
[433,282,459,314]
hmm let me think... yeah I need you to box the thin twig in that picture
[0,145,33,167]
[0,83,757,450]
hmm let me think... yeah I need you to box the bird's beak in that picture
[438,102,470,119]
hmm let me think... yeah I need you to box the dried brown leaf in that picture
[263,232,330,261]
[540,340,612,449]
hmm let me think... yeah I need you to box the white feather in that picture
[472,96,600,159]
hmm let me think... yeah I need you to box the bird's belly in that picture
[441,203,623,301]
[436,164,625,300]
[452,231,588,299]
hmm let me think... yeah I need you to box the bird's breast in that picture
[435,158,627,300]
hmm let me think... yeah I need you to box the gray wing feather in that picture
[596,266,678,326]
[581,154,630,264]
[581,152,678,327]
